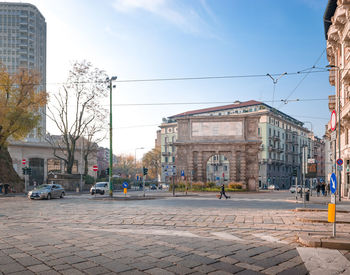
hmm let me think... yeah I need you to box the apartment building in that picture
[324,0,350,197]
[0,2,47,140]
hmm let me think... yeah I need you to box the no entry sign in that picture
[331,110,336,131]
[93,165,98,172]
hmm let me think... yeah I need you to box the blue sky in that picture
[8,0,331,155]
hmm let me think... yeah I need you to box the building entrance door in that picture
[29,158,44,185]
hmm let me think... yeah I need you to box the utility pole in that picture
[108,76,117,198]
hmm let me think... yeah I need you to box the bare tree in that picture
[46,60,108,174]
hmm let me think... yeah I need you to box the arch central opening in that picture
[206,154,229,183]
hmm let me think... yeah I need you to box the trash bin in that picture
[305,191,310,201]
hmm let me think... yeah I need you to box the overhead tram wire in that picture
[0,69,331,88]
[277,48,327,110]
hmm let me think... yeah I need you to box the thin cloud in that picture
[112,0,218,37]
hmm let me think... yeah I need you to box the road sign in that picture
[122,182,129,188]
[331,194,336,204]
[330,173,337,194]
[93,165,98,172]
[181,170,185,177]
[337,158,343,166]
[331,110,337,131]
[320,178,324,183]
[22,159,26,165]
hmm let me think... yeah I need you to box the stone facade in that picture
[325,0,350,197]
[175,114,261,191]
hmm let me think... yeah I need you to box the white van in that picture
[90,182,109,195]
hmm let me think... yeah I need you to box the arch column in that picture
[241,152,246,182]
[230,150,237,182]
[197,151,203,181]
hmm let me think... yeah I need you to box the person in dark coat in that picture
[321,183,325,196]
[219,184,229,199]
[316,184,321,197]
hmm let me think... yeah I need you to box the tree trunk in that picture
[84,154,88,175]
[0,146,24,192]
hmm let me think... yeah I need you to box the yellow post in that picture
[124,188,127,195]
[328,203,335,223]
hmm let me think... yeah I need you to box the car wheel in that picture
[60,192,65,198]
[47,193,51,200]
[101,190,105,195]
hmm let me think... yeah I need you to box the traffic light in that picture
[292,169,297,177]
[27,167,32,175]
[143,167,148,175]
[106,167,110,175]
[22,168,26,175]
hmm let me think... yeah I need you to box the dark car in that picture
[150,184,157,190]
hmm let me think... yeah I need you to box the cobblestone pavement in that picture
[0,194,349,274]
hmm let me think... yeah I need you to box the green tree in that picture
[0,64,47,191]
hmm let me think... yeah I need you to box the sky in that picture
[8,0,332,157]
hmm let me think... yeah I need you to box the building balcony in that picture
[329,95,336,111]
[162,152,171,156]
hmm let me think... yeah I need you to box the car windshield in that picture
[36,184,50,190]
[96,183,107,187]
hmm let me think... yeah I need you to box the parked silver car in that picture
[28,184,65,200]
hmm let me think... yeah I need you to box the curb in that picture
[294,208,350,213]
[296,217,350,224]
[298,232,350,250]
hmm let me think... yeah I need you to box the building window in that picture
[258,128,261,136]
[269,128,271,137]
[165,157,168,163]
[172,157,175,163]
[346,129,349,145]
[47,159,61,173]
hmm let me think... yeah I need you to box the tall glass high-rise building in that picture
[0,2,46,141]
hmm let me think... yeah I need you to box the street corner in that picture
[298,232,350,250]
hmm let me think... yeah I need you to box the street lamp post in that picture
[107,76,117,198]
[327,65,342,201]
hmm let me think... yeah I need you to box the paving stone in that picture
[276,264,308,275]
[84,266,112,275]
[130,261,156,271]
[145,267,175,275]
[235,270,265,275]
[72,260,99,270]
[208,270,232,275]
[27,264,51,273]
[103,261,134,273]
[52,264,72,271]
[10,271,35,275]
[165,264,193,274]
[209,262,245,274]
[16,256,42,266]
[0,262,26,273]
[60,268,86,275]
[193,264,218,273]
[90,255,114,264]
[37,270,61,275]
[119,270,148,275]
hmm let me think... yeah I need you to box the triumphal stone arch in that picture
[175,114,261,191]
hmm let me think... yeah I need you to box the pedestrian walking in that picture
[316,183,320,197]
[321,183,325,196]
[219,184,229,199]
